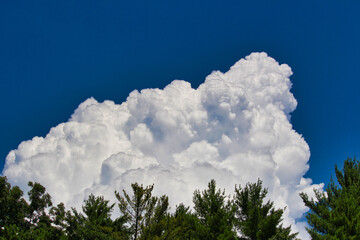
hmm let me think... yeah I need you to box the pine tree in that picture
[193,179,237,240]
[234,179,298,240]
[300,157,360,239]
[64,194,128,240]
[161,204,198,240]
[115,183,156,240]
[140,195,170,240]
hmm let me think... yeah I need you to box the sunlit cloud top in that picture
[3,52,323,239]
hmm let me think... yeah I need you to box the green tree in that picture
[25,181,65,239]
[49,202,67,231]
[115,183,155,240]
[64,194,128,240]
[0,180,66,240]
[161,204,198,240]
[234,179,298,240]
[193,179,237,240]
[0,176,28,231]
[140,195,170,240]
[0,179,65,239]
[300,157,360,239]
[83,194,114,227]
[0,176,29,239]
[27,181,53,226]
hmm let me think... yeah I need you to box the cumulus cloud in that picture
[3,52,322,239]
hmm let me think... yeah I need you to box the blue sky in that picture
[1,0,359,189]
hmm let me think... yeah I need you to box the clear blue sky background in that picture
[0,1,359,187]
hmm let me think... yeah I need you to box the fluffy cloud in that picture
[3,52,322,239]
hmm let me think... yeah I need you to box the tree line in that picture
[0,157,359,239]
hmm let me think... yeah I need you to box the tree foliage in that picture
[300,157,360,239]
[0,177,66,240]
[115,183,171,240]
[234,179,298,240]
[115,183,154,240]
[161,204,198,239]
[63,194,127,239]
[193,179,237,239]
[0,176,299,239]
[0,176,27,229]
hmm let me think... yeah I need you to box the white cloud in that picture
[3,52,322,239]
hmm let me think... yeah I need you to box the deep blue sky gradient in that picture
[1,1,359,186]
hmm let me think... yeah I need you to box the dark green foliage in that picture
[161,204,198,239]
[234,179,298,240]
[140,195,170,239]
[300,157,360,239]
[115,183,171,240]
[25,181,65,239]
[27,181,53,225]
[193,179,237,240]
[0,176,299,239]
[116,183,155,239]
[0,178,66,240]
[269,224,300,240]
[64,194,128,240]
[83,194,114,227]
[0,176,27,230]
[50,202,67,229]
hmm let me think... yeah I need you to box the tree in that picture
[160,204,198,240]
[115,183,156,240]
[0,176,28,239]
[300,157,360,239]
[25,181,65,239]
[0,176,27,229]
[234,179,298,240]
[0,180,66,240]
[140,195,170,240]
[82,194,114,227]
[27,181,53,226]
[64,194,128,240]
[193,179,237,240]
